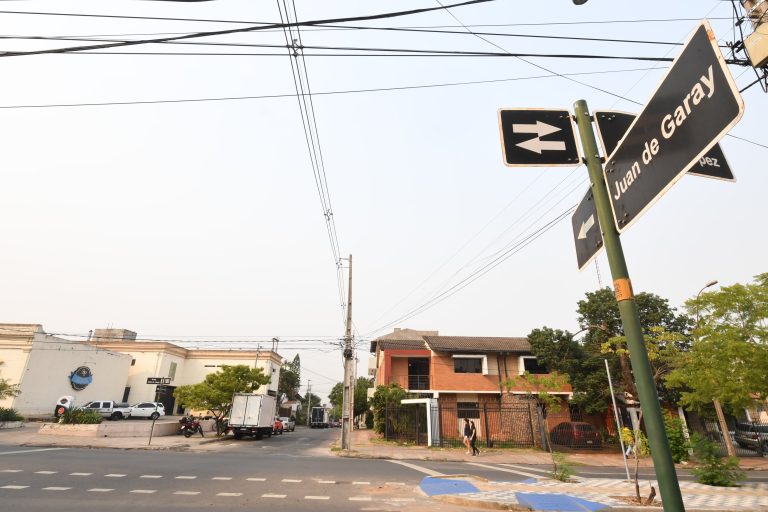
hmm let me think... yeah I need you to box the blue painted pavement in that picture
[420,476,479,496]
[515,492,608,511]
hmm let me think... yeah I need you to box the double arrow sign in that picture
[498,109,580,167]
[511,121,566,154]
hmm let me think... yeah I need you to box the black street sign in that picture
[603,21,744,233]
[146,377,171,385]
[595,110,735,182]
[498,109,580,167]
[572,188,603,270]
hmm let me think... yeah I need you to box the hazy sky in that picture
[0,1,764,403]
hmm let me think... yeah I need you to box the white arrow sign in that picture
[577,214,595,240]
[516,137,566,154]
[511,120,562,137]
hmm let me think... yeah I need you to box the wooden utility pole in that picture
[341,254,354,451]
[306,380,311,427]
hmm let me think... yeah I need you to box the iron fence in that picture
[687,416,768,458]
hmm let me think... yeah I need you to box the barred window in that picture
[457,402,480,419]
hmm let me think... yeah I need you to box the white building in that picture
[0,324,282,417]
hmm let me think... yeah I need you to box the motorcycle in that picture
[178,416,205,438]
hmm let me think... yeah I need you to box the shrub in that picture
[690,434,745,487]
[58,408,103,425]
[365,410,374,429]
[664,413,689,463]
[551,451,576,481]
[0,407,23,422]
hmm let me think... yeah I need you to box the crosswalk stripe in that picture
[105,474,126,478]
[349,496,372,501]
[173,491,200,495]
[282,479,302,483]
[140,475,162,479]
[87,488,114,492]
[305,496,330,500]
[1,485,28,489]
[246,477,266,482]
[0,448,67,456]
[500,463,551,474]
[466,462,542,479]
[0,470,22,473]
[212,477,232,481]
[387,460,444,477]
[353,481,371,485]
[217,492,243,497]
[130,490,157,494]
[262,493,286,498]
[318,480,336,484]
[35,471,57,475]
[43,487,71,491]
[175,476,197,480]
[70,473,93,476]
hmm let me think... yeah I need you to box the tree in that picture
[666,273,768,414]
[296,392,322,425]
[354,377,372,418]
[278,355,301,402]
[0,361,20,400]
[369,383,407,434]
[173,364,270,434]
[328,382,343,419]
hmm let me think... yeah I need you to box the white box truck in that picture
[310,406,329,428]
[229,393,276,440]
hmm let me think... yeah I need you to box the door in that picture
[407,358,430,390]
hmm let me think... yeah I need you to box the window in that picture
[454,358,482,374]
[122,387,131,403]
[130,359,136,366]
[521,356,548,374]
[169,362,177,380]
[457,402,480,419]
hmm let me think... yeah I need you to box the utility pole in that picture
[306,380,311,427]
[574,100,684,512]
[341,254,354,451]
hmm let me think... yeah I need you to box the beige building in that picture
[0,324,282,417]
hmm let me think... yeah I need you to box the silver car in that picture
[278,416,296,432]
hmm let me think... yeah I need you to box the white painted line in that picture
[140,475,162,479]
[349,496,373,501]
[387,460,445,477]
[353,481,371,485]
[173,491,200,495]
[35,471,57,475]
[217,492,243,497]
[246,477,266,482]
[212,477,232,481]
[466,462,542,479]
[385,482,406,486]
[0,485,28,489]
[105,474,126,478]
[0,448,67,456]
[175,476,197,480]
[0,469,22,473]
[304,496,330,500]
[318,480,336,484]
[389,498,415,502]
[87,488,114,492]
[70,472,93,476]
[281,478,302,483]
[499,463,551,474]
[130,490,157,494]
[43,487,71,491]
[262,493,286,498]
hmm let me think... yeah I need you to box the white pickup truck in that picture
[81,400,132,420]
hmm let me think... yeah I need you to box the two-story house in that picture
[370,328,573,447]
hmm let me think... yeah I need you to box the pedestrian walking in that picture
[462,418,471,454]
[470,420,480,456]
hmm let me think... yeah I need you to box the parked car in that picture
[735,422,768,453]
[330,420,341,428]
[130,402,166,420]
[273,418,284,435]
[81,400,132,420]
[549,421,602,449]
[54,395,74,418]
[278,416,296,432]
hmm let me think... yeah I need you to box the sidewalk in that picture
[341,430,768,511]
[0,422,227,452]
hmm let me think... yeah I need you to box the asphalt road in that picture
[1,427,767,512]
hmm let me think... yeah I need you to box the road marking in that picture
[0,485,28,489]
[246,477,266,482]
[349,496,372,501]
[70,472,93,476]
[282,478,302,483]
[499,464,551,474]
[174,491,200,495]
[385,482,406,486]
[105,474,126,478]
[0,469,22,473]
[212,477,232,480]
[389,498,415,502]
[130,489,157,494]
[352,481,371,485]
[35,471,57,474]
[387,460,445,477]
[318,480,336,484]
[140,475,162,479]
[87,488,114,492]
[262,493,286,498]
[0,448,67,456]
[217,492,243,497]
[305,496,330,500]
[466,462,542,479]
[175,476,197,480]
[43,487,71,491]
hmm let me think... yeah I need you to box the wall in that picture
[430,352,505,392]
[11,340,132,415]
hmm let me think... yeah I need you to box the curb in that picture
[434,493,531,510]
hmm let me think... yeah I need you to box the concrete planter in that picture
[0,421,24,429]
[38,419,217,438]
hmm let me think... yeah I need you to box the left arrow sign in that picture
[498,109,581,167]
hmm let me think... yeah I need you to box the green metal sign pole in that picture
[573,99,685,512]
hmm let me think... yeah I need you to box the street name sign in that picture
[594,110,735,182]
[498,109,581,167]
[146,377,171,385]
[603,21,744,233]
[572,188,603,270]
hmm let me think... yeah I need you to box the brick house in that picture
[370,328,573,447]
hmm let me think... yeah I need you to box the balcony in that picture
[388,374,431,391]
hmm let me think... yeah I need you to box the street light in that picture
[696,280,718,323]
